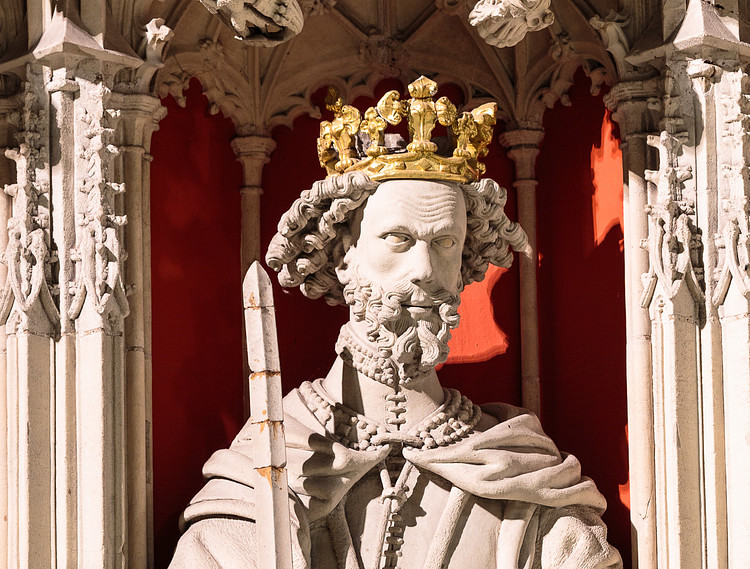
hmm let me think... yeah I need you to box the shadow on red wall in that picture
[150,73,629,567]
[537,71,630,567]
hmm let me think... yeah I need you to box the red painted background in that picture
[150,72,629,567]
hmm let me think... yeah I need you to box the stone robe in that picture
[168,380,622,569]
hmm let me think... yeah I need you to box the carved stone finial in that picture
[119,18,174,93]
[469,0,554,49]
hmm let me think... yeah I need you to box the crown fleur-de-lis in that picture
[453,102,497,174]
[317,87,361,175]
[407,77,456,153]
[360,107,388,157]
[454,114,478,158]
[376,90,408,127]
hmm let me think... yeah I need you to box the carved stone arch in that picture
[263,65,375,132]
[156,50,256,133]
[515,38,615,127]
[498,0,619,126]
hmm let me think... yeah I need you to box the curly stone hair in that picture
[265,171,528,305]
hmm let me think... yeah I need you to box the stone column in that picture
[66,59,132,569]
[685,59,729,569]
[616,1,750,565]
[109,91,167,569]
[0,86,21,567]
[605,78,660,569]
[0,63,58,569]
[712,61,750,569]
[498,129,543,415]
[231,135,276,275]
[0,87,21,569]
[640,61,705,569]
[231,134,276,416]
[47,63,82,569]
[0,20,145,568]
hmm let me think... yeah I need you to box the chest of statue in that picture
[309,459,506,569]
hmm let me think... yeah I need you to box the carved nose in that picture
[409,241,435,286]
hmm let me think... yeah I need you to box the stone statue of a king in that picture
[168,77,622,569]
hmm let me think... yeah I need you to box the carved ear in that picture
[335,242,355,284]
[334,204,363,283]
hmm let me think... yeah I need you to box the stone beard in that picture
[339,260,461,385]
[332,178,467,387]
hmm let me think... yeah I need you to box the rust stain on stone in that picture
[249,370,281,381]
[246,291,260,309]
[255,466,284,487]
[256,466,273,486]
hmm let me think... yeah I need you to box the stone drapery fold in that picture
[183,381,607,525]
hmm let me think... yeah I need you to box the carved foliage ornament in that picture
[115,18,174,93]
[68,78,129,328]
[641,132,704,307]
[298,0,335,16]
[714,67,750,305]
[359,33,406,79]
[0,69,59,331]
[198,0,304,46]
[641,64,705,309]
[469,0,554,49]
[715,197,750,303]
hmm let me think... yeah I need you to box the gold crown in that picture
[317,76,497,183]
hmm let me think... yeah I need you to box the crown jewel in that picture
[317,76,497,183]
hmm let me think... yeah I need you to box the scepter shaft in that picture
[243,261,293,569]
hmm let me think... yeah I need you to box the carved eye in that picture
[383,233,410,246]
[433,236,456,249]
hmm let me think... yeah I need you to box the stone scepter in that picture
[243,261,293,569]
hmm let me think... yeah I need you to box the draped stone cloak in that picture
[169,380,622,569]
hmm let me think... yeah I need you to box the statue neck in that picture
[322,324,445,431]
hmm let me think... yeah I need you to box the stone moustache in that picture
[168,81,622,569]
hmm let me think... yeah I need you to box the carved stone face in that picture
[337,179,467,380]
[346,179,467,303]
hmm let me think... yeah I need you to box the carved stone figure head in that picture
[334,179,467,379]
[266,77,527,382]
[266,172,527,382]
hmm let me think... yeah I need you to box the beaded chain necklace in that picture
[299,379,482,452]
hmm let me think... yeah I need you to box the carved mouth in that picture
[402,304,433,316]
